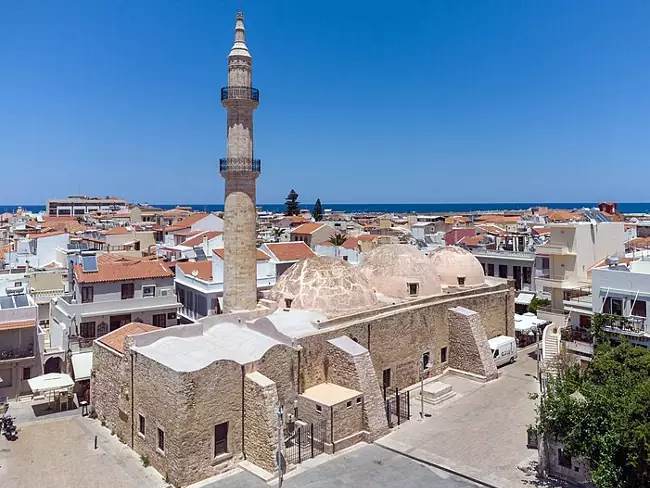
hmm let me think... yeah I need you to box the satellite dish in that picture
[191,270,199,277]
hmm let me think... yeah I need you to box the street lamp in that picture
[276,405,284,487]
[419,360,433,420]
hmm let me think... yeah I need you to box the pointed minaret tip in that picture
[229,10,251,58]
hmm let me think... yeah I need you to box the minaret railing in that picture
[221,86,259,102]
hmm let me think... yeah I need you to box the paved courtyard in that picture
[203,444,481,488]
[0,414,167,488]
[376,346,548,488]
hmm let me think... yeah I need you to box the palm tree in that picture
[329,232,347,258]
[272,228,285,242]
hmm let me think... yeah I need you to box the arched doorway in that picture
[44,357,62,374]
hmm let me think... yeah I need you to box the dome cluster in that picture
[268,245,486,317]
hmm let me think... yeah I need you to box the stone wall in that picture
[90,342,127,435]
[543,436,592,486]
[448,307,498,380]
[297,284,512,392]
[243,372,279,473]
[254,344,298,407]
[325,338,388,440]
[332,398,364,445]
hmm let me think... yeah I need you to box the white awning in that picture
[515,312,546,333]
[515,292,535,306]
[27,373,74,393]
[71,352,93,381]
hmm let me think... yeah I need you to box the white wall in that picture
[191,214,224,232]
[592,265,650,320]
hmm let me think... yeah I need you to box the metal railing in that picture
[0,344,34,361]
[219,157,261,173]
[602,315,647,334]
[471,248,536,259]
[561,328,593,344]
[220,86,259,102]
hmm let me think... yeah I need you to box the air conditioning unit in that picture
[161,290,169,296]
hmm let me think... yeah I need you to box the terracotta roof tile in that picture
[291,223,326,235]
[0,320,34,331]
[264,242,316,262]
[212,248,270,261]
[96,322,159,354]
[74,256,173,284]
[28,230,67,239]
[182,231,223,247]
[177,261,213,281]
[476,224,505,237]
[341,234,377,249]
[105,226,129,235]
[547,210,586,222]
[475,215,522,224]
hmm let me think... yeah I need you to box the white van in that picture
[488,335,517,367]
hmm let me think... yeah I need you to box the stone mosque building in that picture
[90,13,515,487]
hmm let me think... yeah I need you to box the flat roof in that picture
[133,321,283,372]
[301,383,362,406]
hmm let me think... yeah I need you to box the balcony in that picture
[538,306,569,326]
[55,293,180,319]
[560,328,594,356]
[219,157,261,174]
[220,86,259,103]
[602,315,648,336]
[536,243,575,256]
[471,248,536,261]
[0,344,34,361]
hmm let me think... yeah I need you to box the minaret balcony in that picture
[221,86,260,103]
[220,157,261,174]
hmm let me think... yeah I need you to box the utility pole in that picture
[276,405,284,487]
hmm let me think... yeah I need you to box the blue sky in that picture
[1,1,649,205]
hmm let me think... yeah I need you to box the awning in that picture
[71,352,93,381]
[515,292,535,306]
[515,312,546,333]
[27,373,74,393]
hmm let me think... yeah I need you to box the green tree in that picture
[284,189,300,216]
[328,232,347,247]
[272,228,285,242]
[528,297,550,314]
[313,198,323,222]
[536,323,650,488]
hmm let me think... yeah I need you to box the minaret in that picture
[220,12,260,312]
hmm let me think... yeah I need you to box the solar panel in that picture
[82,255,98,272]
[194,247,207,262]
[13,294,29,308]
[0,296,15,310]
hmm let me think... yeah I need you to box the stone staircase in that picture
[418,381,456,406]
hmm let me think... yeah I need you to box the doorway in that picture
[110,314,132,332]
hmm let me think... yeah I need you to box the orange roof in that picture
[445,216,470,225]
[182,231,223,247]
[476,224,505,237]
[74,256,173,284]
[291,223,326,235]
[589,256,635,270]
[174,212,210,228]
[177,261,213,281]
[457,235,485,248]
[341,234,377,249]
[28,230,67,239]
[547,210,585,222]
[212,248,270,261]
[174,230,203,238]
[264,242,316,262]
[96,322,159,354]
[105,226,129,235]
[0,320,34,331]
[475,215,521,224]
[628,237,650,249]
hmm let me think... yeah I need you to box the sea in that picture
[3,202,650,215]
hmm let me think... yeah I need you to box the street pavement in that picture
[376,345,548,488]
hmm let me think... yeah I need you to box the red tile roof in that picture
[457,235,486,248]
[74,256,173,284]
[177,261,213,281]
[28,230,67,239]
[341,234,377,249]
[476,224,505,237]
[291,223,326,235]
[212,248,270,261]
[264,242,316,262]
[0,320,34,331]
[97,322,160,354]
[475,215,521,224]
[105,226,129,235]
[167,213,210,231]
[182,231,223,247]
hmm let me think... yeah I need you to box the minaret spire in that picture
[220,11,260,313]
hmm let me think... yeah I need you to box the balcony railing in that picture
[0,344,34,361]
[471,248,536,260]
[601,315,647,335]
[220,86,259,102]
[219,157,261,173]
[55,293,180,318]
[561,328,593,344]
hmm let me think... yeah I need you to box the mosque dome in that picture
[429,246,485,287]
[268,256,378,317]
[358,244,442,299]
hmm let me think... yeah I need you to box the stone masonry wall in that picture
[325,339,388,440]
[298,285,511,392]
[90,342,122,428]
[243,372,279,473]
[448,307,498,380]
[254,344,298,408]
